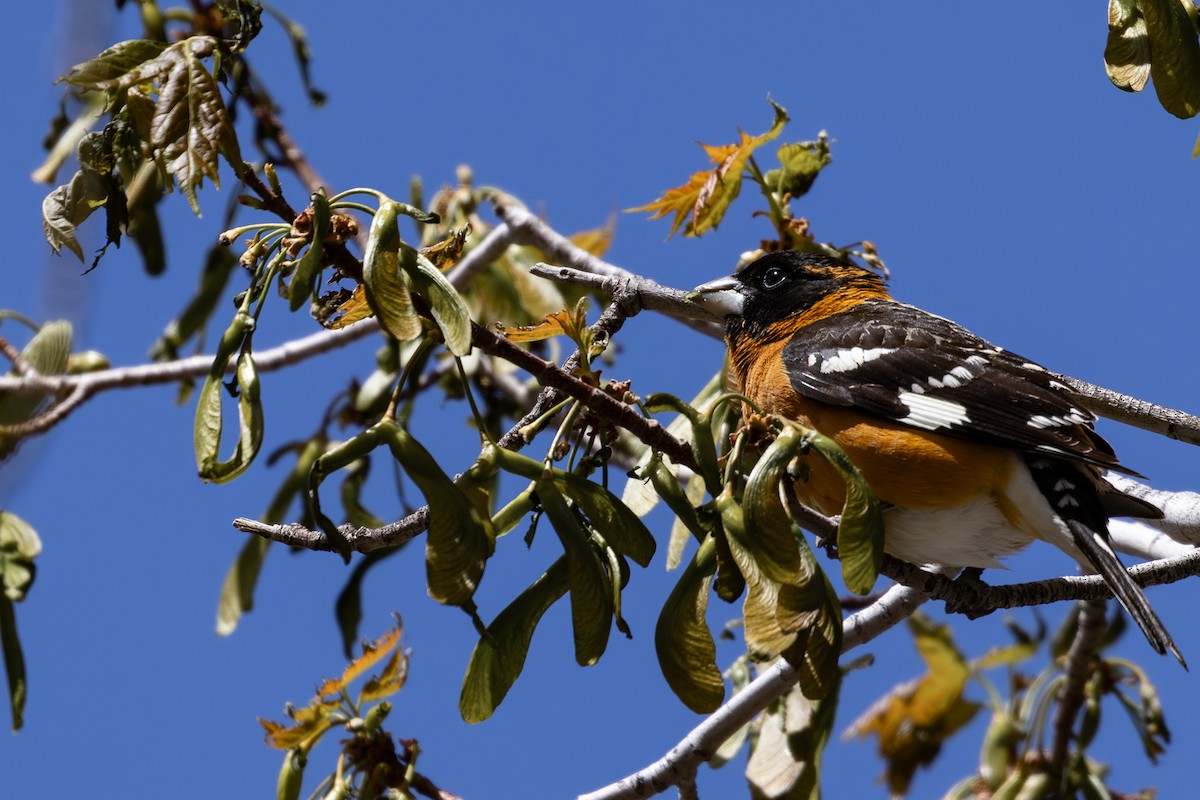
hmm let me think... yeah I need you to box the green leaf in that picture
[61,39,170,89]
[42,168,108,260]
[1142,0,1200,118]
[552,471,656,568]
[0,320,74,459]
[307,430,387,561]
[339,456,385,529]
[767,134,832,200]
[127,179,166,276]
[275,748,305,800]
[646,456,709,562]
[710,496,748,604]
[655,536,724,712]
[288,189,330,311]
[805,432,883,595]
[384,424,493,608]
[0,595,26,732]
[150,38,237,214]
[1106,0,1152,91]
[720,489,842,701]
[743,428,805,584]
[215,0,264,51]
[362,201,422,342]
[0,512,42,603]
[64,38,239,215]
[0,509,38,731]
[216,537,270,637]
[402,245,473,356]
[644,392,722,493]
[459,557,570,723]
[194,324,265,484]
[538,481,613,666]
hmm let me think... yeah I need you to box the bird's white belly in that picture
[881,463,1087,572]
[883,496,1036,570]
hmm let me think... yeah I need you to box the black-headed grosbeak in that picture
[695,250,1182,663]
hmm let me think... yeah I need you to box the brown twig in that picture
[0,335,35,377]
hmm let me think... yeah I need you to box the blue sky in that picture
[4,2,1199,798]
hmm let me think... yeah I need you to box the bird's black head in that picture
[695,251,889,341]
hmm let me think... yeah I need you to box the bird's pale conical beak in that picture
[689,275,745,320]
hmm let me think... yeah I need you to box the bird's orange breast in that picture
[730,335,1017,517]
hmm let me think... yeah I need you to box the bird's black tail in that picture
[1065,518,1185,667]
[1025,456,1185,667]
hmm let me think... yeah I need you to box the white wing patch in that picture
[926,365,977,389]
[818,346,897,373]
[1027,410,1090,429]
[897,391,971,431]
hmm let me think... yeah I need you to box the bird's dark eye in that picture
[761,266,787,290]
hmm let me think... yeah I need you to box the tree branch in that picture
[576,583,931,800]
[529,259,1200,447]
[880,549,1200,615]
[1050,598,1108,771]
[1104,474,1200,544]
[0,319,381,443]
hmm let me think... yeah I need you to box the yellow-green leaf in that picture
[845,613,980,797]
[362,201,422,343]
[403,245,473,356]
[804,431,883,595]
[655,536,724,712]
[216,536,270,637]
[384,424,493,608]
[195,348,264,483]
[538,481,612,666]
[1142,0,1200,117]
[1107,0,1152,91]
[768,134,832,200]
[459,557,570,723]
[0,321,73,459]
[287,190,330,311]
[553,471,656,568]
[743,428,806,583]
[275,748,305,800]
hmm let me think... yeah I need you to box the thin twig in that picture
[0,335,35,377]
